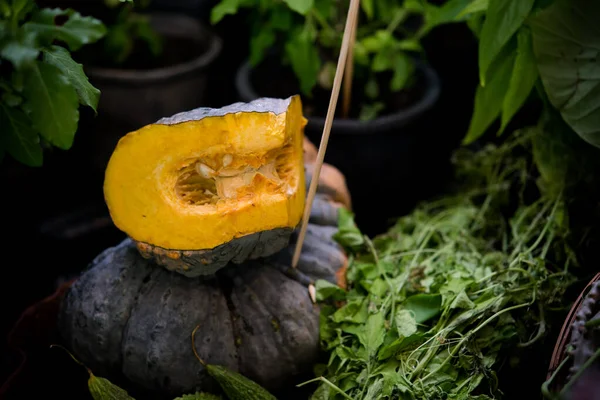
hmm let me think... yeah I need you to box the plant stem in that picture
[297,377,354,400]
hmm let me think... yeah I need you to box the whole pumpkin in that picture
[58,134,351,398]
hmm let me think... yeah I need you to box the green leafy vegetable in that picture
[309,130,576,399]
[0,2,105,166]
[23,61,79,150]
[43,45,100,112]
[530,0,600,148]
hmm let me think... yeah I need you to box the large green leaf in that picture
[23,8,106,51]
[530,0,600,148]
[284,28,321,95]
[500,27,538,133]
[0,104,42,166]
[43,45,100,112]
[283,0,313,15]
[23,61,79,150]
[463,49,516,144]
[478,0,534,85]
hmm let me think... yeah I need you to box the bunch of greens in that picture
[0,0,106,166]
[411,0,600,149]
[211,0,427,120]
[308,130,576,399]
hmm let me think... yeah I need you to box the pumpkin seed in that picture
[222,154,233,167]
[196,163,216,179]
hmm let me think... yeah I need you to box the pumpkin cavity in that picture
[175,143,294,206]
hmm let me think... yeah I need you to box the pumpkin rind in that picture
[104,96,307,276]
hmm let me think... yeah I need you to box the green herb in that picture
[0,2,106,166]
[309,130,576,399]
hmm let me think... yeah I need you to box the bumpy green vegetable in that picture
[191,326,277,400]
[88,374,135,400]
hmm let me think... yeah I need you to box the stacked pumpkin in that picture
[58,96,352,398]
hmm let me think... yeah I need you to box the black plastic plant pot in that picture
[236,59,442,236]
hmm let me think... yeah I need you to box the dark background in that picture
[0,0,494,398]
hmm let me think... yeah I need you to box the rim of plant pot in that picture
[235,58,441,135]
[85,12,222,86]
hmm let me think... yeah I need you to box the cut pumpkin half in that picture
[104,96,307,276]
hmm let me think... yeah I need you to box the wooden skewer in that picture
[292,0,362,269]
[342,7,359,118]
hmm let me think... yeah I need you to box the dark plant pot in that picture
[81,12,222,175]
[236,59,443,236]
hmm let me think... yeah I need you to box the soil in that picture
[249,55,427,121]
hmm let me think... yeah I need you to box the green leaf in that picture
[103,24,133,64]
[332,298,368,323]
[24,8,106,51]
[478,0,534,85]
[403,293,442,324]
[284,28,320,95]
[357,311,386,358]
[361,0,374,19]
[249,28,275,66]
[463,49,516,144]
[43,45,100,112]
[316,279,346,302]
[333,208,365,251]
[0,33,39,69]
[391,53,413,92]
[0,103,42,166]
[530,0,600,148]
[419,0,474,35]
[372,49,393,72]
[283,0,313,15]
[359,102,385,121]
[499,28,538,133]
[10,0,34,23]
[395,309,418,338]
[449,290,475,310]
[88,372,135,399]
[23,61,79,150]
[456,0,488,19]
[173,393,221,400]
[135,17,164,57]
